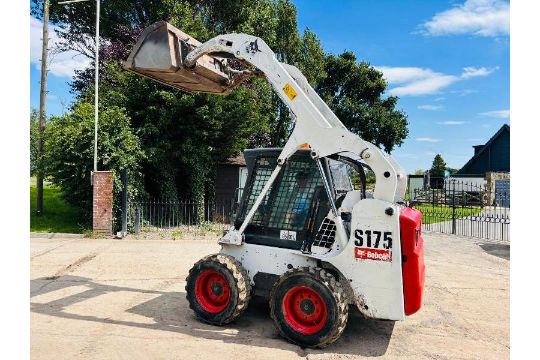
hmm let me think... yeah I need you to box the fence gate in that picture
[411,179,510,242]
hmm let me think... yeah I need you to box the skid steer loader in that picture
[125,21,425,348]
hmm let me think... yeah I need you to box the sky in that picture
[29,0,510,174]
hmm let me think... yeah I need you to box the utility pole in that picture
[37,0,50,216]
[59,0,100,171]
[93,0,100,172]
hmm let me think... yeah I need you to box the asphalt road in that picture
[30,232,509,359]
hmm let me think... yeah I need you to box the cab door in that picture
[237,151,327,250]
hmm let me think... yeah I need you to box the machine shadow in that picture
[31,275,394,356]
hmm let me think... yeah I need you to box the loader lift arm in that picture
[124,21,407,246]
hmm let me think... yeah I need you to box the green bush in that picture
[45,102,144,225]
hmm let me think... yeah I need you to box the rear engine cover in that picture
[400,207,425,315]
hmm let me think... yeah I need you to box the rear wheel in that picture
[270,267,349,348]
[186,254,251,325]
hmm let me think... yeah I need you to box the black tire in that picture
[269,267,349,348]
[185,254,251,325]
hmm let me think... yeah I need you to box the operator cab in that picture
[234,148,369,253]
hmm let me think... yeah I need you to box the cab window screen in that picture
[240,156,277,226]
[267,157,322,231]
[238,154,323,231]
[328,159,353,194]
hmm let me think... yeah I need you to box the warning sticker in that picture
[280,230,297,241]
[282,83,298,101]
[354,247,392,262]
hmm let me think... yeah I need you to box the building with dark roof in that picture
[214,153,247,208]
[458,124,510,175]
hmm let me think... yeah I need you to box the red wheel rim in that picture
[282,285,327,335]
[195,270,231,313]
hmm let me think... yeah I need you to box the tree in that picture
[33,0,410,221]
[45,103,144,222]
[87,60,273,200]
[51,1,321,199]
[446,167,459,175]
[32,0,175,59]
[430,154,447,177]
[34,0,275,218]
[317,51,408,153]
[414,169,424,175]
[298,28,326,86]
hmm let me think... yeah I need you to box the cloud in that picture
[437,121,467,125]
[415,137,441,143]
[376,66,459,96]
[390,75,457,96]
[461,66,498,79]
[421,0,510,37]
[374,67,436,84]
[434,97,446,102]
[418,104,444,111]
[479,109,510,118]
[376,65,496,96]
[30,16,91,78]
[450,89,478,96]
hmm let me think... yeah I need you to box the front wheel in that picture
[185,254,251,325]
[269,267,349,348]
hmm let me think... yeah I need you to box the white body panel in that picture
[222,199,405,321]
[220,243,319,282]
[326,200,404,320]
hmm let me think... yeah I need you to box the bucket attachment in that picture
[124,21,244,95]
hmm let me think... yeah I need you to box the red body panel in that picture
[399,207,425,316]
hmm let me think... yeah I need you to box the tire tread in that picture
[186,254,252,325]
[269,267,349,348]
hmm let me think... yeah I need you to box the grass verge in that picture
[30,185,87,233]
[415,204,482,225]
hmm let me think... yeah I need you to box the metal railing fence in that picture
[410,179,509,242]
[126,179,509,242]
[128,199,235,234]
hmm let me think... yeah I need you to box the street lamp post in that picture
[59,0,100,172]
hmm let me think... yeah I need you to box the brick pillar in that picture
[93,171,113,234]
